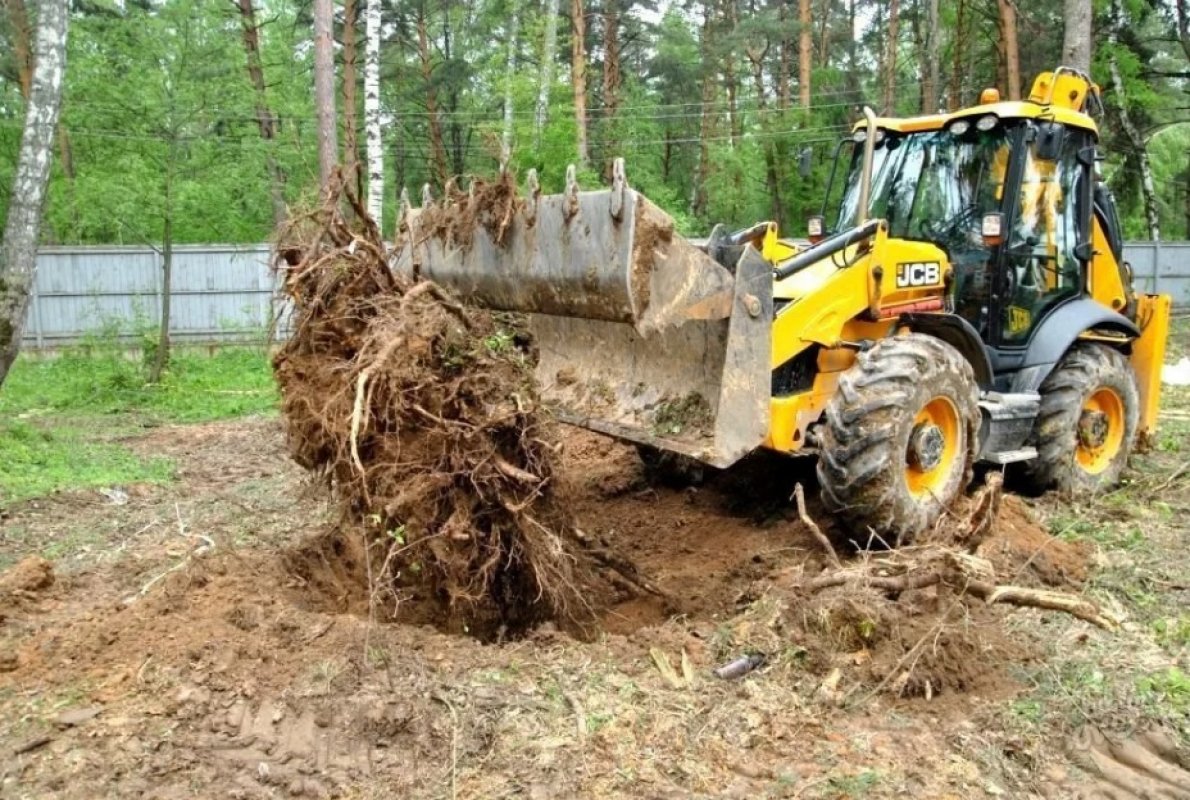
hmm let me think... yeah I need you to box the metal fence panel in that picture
[18,240,1190,350]
[24,244,277,348]
[1121,242,1190,310]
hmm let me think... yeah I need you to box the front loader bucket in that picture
[392,160,772,468]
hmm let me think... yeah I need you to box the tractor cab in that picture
[817,70,1129,367]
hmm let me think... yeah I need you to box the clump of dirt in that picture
[0,556,55,596]
[273,179,598,639]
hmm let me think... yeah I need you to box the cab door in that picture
[995,123,1094,345]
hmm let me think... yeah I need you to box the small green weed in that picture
[826,770,881,797]
[1137,667,1190,712]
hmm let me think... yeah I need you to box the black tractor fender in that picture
[1005,298,1139,393]
[898,313,994,389]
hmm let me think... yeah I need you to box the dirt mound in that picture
[0,556,55,596]
[273,181,604,639]
[980,495,1091,586]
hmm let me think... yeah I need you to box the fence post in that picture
[30,269,44,350]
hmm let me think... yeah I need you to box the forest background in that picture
[1,0,1188,250]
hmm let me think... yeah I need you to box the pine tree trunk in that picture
[237,0,287,228]
[816,0,830,65]
[571,0,589,168]
[846,0,859,101]
[502,12,519,166]
[0,0,68,385]
[922,0,939,112]
[948,0,965,110]
[342,0,361,196]
[416,6,450,187]
[1107,0,1159,240]
[998,0,1021,99]
[778,2,792,110]
[535,0,560,147]
[723,0,741,145]
[798,0,811,109]
[364,0,384,224]
[149,159,175,385]
[690,5,714,218]
[600,0,621,179]
[749,46,784,225]
[313,0,339,191]
[1062,0,1092,73]
[882,0,899,113]
[4,0,33,97]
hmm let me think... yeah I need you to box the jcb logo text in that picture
[895,262,941,288]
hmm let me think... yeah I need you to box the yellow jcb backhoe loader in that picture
[393,67,1172,542]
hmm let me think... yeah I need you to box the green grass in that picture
[0,346,278,506]
[0,346,278,423]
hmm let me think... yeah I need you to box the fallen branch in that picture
[964,580,1120,630]
[792,483,841,570]
[793,554,1119,630]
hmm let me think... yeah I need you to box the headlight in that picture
[948,119,971,136]
[975,114,999,132]
[851,128,886,143]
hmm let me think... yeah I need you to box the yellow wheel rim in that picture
[1075,387,1125,475]
[905,396,961,498]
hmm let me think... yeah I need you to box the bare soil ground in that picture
[3,406,1187,799]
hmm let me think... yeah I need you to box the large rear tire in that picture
[816,334,980,544]
[1021,343,1139,494]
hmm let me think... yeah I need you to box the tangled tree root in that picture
[272,178,604,639]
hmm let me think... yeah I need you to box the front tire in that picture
[1021,343,1139,493]
[816,334,980,544]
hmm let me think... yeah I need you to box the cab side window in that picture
[1000,127,1089,343]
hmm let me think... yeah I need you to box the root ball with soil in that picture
[272,179,594,639]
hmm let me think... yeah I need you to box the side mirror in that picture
[981,212,1005,247]
[1074,241,1094,261]
[1036,121,1066,161]
[798,147,813,178]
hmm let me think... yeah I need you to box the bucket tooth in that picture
[443,176,460,206]
[524,168,540,225]
[564,164,579,220]
[421,183,434,208]
[396,187,412,229]
[609,157,626,221]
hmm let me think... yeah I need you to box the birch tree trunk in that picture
[313,0,340,191]
[1062,0,1092,73]
[998,0,1021,99]
[571,0,589,168]
[1107,0,1159,240]
[502,11,519,165]
[0,0,69,386]
[798,0,811,109]
[364,0,384,224]
[534,0,560,147]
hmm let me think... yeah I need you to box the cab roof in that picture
[854,70,1100,137]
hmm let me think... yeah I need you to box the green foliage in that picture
[1,0,1187,248]
[0,418,174,506]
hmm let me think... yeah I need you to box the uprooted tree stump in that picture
[271,179,639,639]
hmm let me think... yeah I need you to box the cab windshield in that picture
[832,124,1015,249]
